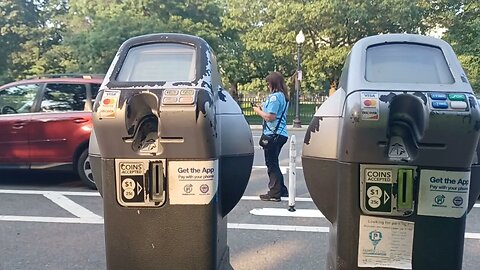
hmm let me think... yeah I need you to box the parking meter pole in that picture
[288,135,296,212]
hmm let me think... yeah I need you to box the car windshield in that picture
[117,43,196,82]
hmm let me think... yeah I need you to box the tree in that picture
[0,0,72,83]
[0,0,44,83]
[223,0,434,95]
[61,0,225,74]
[441,1,480,92]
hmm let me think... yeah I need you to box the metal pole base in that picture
[293,119,302,128]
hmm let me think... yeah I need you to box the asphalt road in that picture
[0,129,479,270]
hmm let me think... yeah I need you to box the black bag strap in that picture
[263,98,288,135]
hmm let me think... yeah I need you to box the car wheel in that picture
[77,148,97,189]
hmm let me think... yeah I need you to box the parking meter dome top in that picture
[339,33,473,94]
[101,33,218,91]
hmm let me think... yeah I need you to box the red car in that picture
[0,74,103,189]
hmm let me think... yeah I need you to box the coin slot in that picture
[397,169,414,210]
[150,162,165,203]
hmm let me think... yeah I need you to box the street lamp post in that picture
[293,30,305,128]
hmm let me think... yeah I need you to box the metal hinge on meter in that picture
[115,159,166,207]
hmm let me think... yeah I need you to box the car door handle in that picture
[12,122,26,129]
[73,118,89,123]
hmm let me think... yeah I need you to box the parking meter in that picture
[469,143,480,211]
[90,33,253,270]
[303,34,480,270]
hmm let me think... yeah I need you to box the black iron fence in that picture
[238,95,328,125]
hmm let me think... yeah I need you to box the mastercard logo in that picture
[363,99,377,107]
[103,98,115,105]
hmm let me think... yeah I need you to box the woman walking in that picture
[253,72,289,202]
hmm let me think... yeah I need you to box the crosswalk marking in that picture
[0,189,100,196]
[0,189,478,206]
[1,188,480,239]
[250,208,324,218]
[43,192,102,219]
[228,223,329,233]
[241,195,313,202]
[0,215,103,224]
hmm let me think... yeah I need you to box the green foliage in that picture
[65,15,169,73]
[0,0,478,95]
[0,0,70,82]
[442,0,480,92]
[0,0,43,82]
[61,0,224,74]
[223,0,432,94]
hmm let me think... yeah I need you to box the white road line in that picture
[241,195,313,202]
[227,223,329,233]
[0,215,479,239]
[250,208,324,218]
[0,189,100,196]
[3,190,479,207]
[43,192,102,219]
[465,233,480,240]
[0,215,103,224]
[252,165,303,170]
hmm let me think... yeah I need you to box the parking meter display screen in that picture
[365,43,454,84]
[117,43,196,82]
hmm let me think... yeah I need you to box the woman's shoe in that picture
[259,194,281,202]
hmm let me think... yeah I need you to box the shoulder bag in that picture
[259,100,288,149]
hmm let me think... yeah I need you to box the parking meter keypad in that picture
[162,89,196,105]
[429,92,468,111]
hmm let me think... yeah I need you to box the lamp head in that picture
[296,30,305,44]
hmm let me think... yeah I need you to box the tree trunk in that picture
[289,73,296,102]
[230,81,239,102]
[329,79,337,96]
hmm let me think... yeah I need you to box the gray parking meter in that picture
[469,143,480,210]
[90,33,253,270]
[303,34,480,270]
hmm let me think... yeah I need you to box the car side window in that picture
[0,84,40,114]
[91,84,100,100]
[41,83,87,112]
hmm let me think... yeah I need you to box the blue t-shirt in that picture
[263,91,288,137]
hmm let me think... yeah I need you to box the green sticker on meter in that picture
[397,169,414,210]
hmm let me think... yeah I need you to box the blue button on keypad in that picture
[432,101,449,109]
[430,93,447,100]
